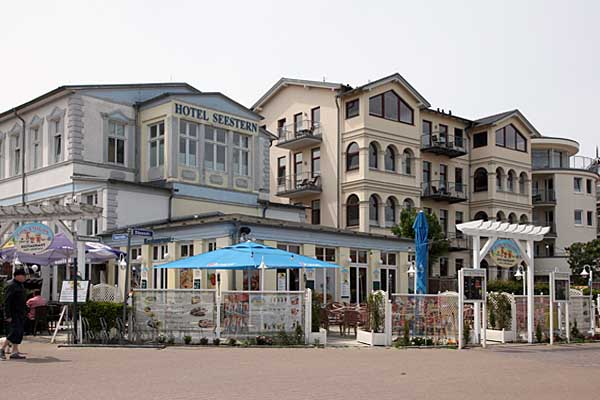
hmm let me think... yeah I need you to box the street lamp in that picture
[406,246,417,295]
[514,264,526,295]
[581,264,595,334]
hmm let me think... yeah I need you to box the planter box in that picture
[486,328,516,343]
[357,328,388,346]
[308,328,327,346]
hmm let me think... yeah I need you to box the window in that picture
[85,193,98,235]
[205,127,227,171]
[233,133,250,176]
[316,247,336,262]
[587,211,593,226]
[311,107,320,130]
[507,170,516,192]
[455,168,464,192]
[422,161,431,184]
[346,99,359,119]
[180,243,194,258]
[587,179,593,194]
[519,214,528,224]
[385,146,396,171]
[474,211,488,221]
[403,149,413,175]
[178,120,198,167]
[277,156,286,186]
[369,195,379,225]
[369,143,378,169]
[13,134,21,175]
[440,164,448,190]
[106,121,126,165]
[153,268,168,289]
[439,258,448,277]
[149,121,165,168]
[350,249,368,264]
[439,124,448,143]
[519,172,527,194]
[293,113,303,133]
[456,258,464,272]
[385,197,397,226]
[152,244,169,261]
[346,195,360,227]
[454,128,464,148]
[439,209,448,235]
[495,124,527,152]
[311,148,320,177]
[574,177,583,193]
[473,132,487,148]
[575,210,583,225]
[496,168,504,191]
[422,120,432,142]
[31,127,41,169]
[277,118,286,138]
[0,138,4,178]
[52,119,62,163]
[311,200,321,225]
[455,211,464,238]
[474,168,488,192]
[403,198,414,210]
[207,240,217,252]
[369,91,413,124]
[294,152,302,182]
[496,211,506,222]
[508,213,517,224]
[346,142,359,170]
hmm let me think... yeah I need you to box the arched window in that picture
[496,211,506,222]
[346,142,359,171]
[474,211,488,221]
[519,214,528,224]
[496,167,504,191]
[402,149,413,175]
[508,213,517,224]
[474,168,488,192]
[369,142,378,169]
[346,195,360,227]
[403,198,414,210]
[519,172,527,194]
[369,195,379,225]
[385,146,396,172]
[507,170,516,192]
[385,197,397,226]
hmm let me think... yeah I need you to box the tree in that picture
[391,208,449,263]
[566,239,600,285]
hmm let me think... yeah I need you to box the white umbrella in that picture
[258,256,267,292]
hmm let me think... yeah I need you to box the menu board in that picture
[134,290,217,339]
[59,281,89,303]
[553,277,570,302]
[460,269,486,302]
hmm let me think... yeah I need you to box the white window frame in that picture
[152,244,169,261]
[575,209,583,225]
[204,127,227,172]
[84,193,99,235]
[31,126,41,170]
[233,132,250,176]
[153,267,168,289]
[12,133,21,176]
[149,121,165,168]
[0,137,4,179]
[108,120,126,165]
[574,177,583,193]
[52,119,63,163]
[178,120,198,167]
[180,243,194,258]
[206,240,217,252]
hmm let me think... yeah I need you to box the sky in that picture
[1,0,599,156]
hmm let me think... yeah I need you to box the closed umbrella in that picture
[413,210,429,294]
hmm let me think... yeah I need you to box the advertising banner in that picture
[489,239,521,268]
[13,222,54,254]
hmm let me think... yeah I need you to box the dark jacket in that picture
[4,279,26,320]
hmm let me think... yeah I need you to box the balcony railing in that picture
[276,119,322,150]
[447,234,470,251]
[421,180,468,203]
[421,134,468,158]
[532,154,600,172]
[276,171,322,198]
[532,220,557,236]
[531,188,556,204]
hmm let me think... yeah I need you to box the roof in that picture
[340,73,431,108]
[0,82,200,121]
[252,77,343,110]
[472,109,541,137]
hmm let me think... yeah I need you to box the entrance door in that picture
[380,268,397,295]
[350,266,367,304]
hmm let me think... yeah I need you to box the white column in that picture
[473,235,481,343]
[76,220,87,280]
[526,240,535,344]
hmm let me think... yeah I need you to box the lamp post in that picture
[581,264,595,334]
[406,246,417,295]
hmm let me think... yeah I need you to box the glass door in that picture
[350,266,368,304]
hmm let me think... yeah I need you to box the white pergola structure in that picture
[456,220,550,344]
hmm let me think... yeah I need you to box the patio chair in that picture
[344,309,362,336]
[32,306,50,336]
[99,317,110,344]
[308,175,320,188]
[326,307,345,335]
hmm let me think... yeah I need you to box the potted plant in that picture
[485,293,516,343]
[357,291,389,346]
[309,302,327,346]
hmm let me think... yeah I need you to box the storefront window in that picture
[205,127,227,171]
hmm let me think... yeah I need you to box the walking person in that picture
[1,268,27,360]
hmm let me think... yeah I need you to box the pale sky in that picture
[1,0,598,156]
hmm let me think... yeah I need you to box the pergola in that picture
[456,220,550,344]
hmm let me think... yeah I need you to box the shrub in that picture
[199,337,209,345]
[184,335,192,345]
[487,293,512,330]
[367,291,385,333]
[167,335,175,345]
[403,320,410,346]
[571,320,581,339]
[80,301,123,333]
[535,322,543,343]
[227,337,238,346]
[486,280,550,296]
[256,335,273,346]
[213,338,220,346]
[464,321,471,345]
[311,302,322,333]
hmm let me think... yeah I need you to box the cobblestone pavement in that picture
[0,341,599,400]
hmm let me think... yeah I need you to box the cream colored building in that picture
[531,137,599,274]
[253,73,561,289]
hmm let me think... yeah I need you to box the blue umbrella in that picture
[154,241,339,270]
[413,210,429,294]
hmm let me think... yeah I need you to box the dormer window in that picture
[495,124,527,152]
[369,90,414,124]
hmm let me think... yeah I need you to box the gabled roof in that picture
[340,73,431,108]
[138,92,262,120]
[252,77,343,110]
[472,109,541,137]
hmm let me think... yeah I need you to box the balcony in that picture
[532,153,600,173]
[531,189,556,205]
[276,120,322,150]
[276,172,322,199]
[448,235,470,252]
[421,134,468,158]
[421,180,468,203]
[533,220,557,237]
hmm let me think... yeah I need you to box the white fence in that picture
[132,289,309,344]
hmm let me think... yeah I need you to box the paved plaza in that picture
[0,340,599,399]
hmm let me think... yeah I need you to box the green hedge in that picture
[80,302,123,333]
[487,280,550,295]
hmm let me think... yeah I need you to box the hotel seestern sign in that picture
[175,103,258,134]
